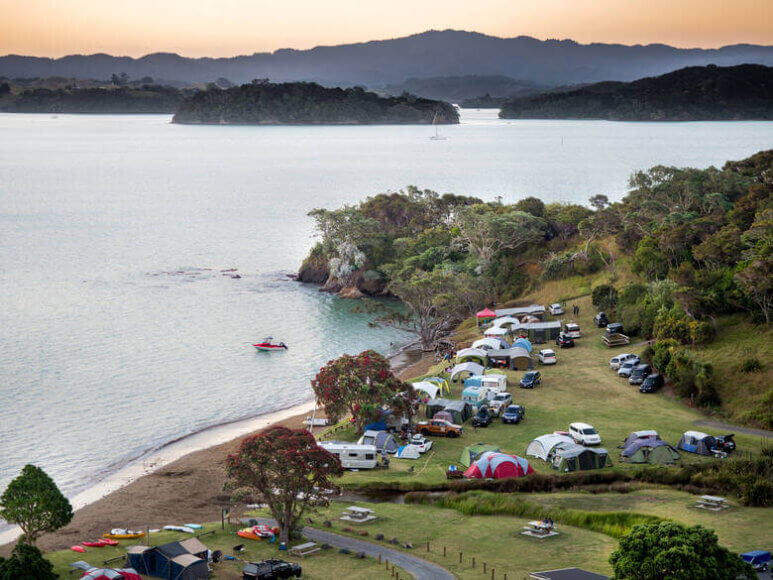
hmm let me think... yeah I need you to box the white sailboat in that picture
[429,109,447,140]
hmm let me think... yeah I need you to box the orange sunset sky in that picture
[1,0,771,57]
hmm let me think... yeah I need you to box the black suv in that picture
[472,406,493,428]
[520,370,542,389]
[243,559,302,580]
[628,364,652,385]
[594,312,609,327]
[555,333,575,348]
[712,434,736,454]
[639,373,664,393]
[606,322,624,335]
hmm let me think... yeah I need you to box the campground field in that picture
[329,292,768,488]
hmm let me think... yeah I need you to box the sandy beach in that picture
[0,344,433,555]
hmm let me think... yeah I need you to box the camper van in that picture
[564,323,581,338]
[480,374,507,392]
[319,441,378,470]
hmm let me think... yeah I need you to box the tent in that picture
[125,547,152,576]
[621,430,660,449]
[512,337,533,353]
[491,316,522,329]
[450,362,485,382]
[464,375,483,388]
[169,554,208,580]
[411,381,439,401]
[526,434,575,462]
[455,348,488,366]
[425,398,452,418]
[553,445,612,472]
[495,305,546,320]
[476,308,497,320]
[621,439,679,464]
[518,321,562,343]
[464,452,534,479]
[472,337,509,351]
[444,400,473,424]
[433,410,454,423]
[484,326,510,337]
[396,445,421,459]
[359,430,399,454]
[423,376,450,395]
[487,347,532,371]
[460,443,500,467]
[677,431,716,456]
[82,568,142,580]
[126,540,208,580]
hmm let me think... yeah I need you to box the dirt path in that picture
[693,420,773,439]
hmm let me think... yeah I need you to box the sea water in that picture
[1,109,771,501]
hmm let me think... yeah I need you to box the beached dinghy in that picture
[252,337,288,352]
[103,528,145,539]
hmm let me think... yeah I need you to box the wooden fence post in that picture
[459,551,462,563]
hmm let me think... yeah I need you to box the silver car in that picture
[618,358,641,378]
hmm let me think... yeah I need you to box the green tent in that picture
[553,445,612,472]
[622,441,680,465]
[460,443,500,467]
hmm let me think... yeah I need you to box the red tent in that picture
[82,568,142,580]
[476,308,497,319]
[463,451,534,479]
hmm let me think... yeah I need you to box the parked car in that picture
[712,434,736,454]
[617,359,640,378]
[555,333,575,348]
[410,434,433,453]
[417,419,462,437]
[549,303,564,316]
[629,364,652,385]
[520,370,542,389]
[594,312,609,327]
[609,353,636,370]
[501,404,525,424]
[538,349,557,365]
[243,559,302,580]
[472,406,493,428]
[569,422,601,446]
[606,322,624,335]
[489,392,513,415]
[564,323,581,338]
[639,373,664,393]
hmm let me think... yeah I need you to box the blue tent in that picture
[512,337,532,353]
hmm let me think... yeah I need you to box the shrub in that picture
[653,308,692,344]
[740,357,762,373]
[651,339,679,373]
[592,283,619,311]
[689,320,715,345]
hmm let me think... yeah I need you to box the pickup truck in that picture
[417,419,463,437]
[243,559,302,580]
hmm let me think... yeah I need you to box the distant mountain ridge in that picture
[2,30,773,88]
[499,64,773,121]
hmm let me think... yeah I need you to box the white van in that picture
[480,374,507,392]
[569,422,601,446]
[319,441,378,469]
[564,323,581,339]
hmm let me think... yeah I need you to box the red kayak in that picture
[71,545,86,553]
[100,538,120,546]
[83,540,108,547]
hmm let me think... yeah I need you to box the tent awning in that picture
[476,308,496,318]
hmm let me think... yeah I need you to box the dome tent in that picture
[677,431,716,456]
[553,445,612,472]
[621,430,660,448]
[425,398,453,418]
[464,451,534,479]
[459,443,501,467]
[396,445,421,459]
[359,430,399,454]
[526,434,575,462]
[512,337,532,353]
[621,439,679,464]
[455,348,488,366]
[450,362,485,382]
[472,337,509,351]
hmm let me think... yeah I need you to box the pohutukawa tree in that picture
[311,350,417,433]
[0,464,73,545]
[225,426,343,545]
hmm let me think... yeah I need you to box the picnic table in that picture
[289,541,320,557]
[695,495,729,511]
[522,520,559,538]
[340,506,376,524]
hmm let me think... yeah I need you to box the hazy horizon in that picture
[1,0,771,58]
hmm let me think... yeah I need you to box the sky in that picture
[1,0,771,57]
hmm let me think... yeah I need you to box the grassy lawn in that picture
[44,522,408,579]
[333,293,767,489]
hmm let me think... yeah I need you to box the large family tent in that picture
[518,321,562,343]
[553,445,612,472]
[455,348,488,366]
[460,443,501,467]
[411,381,440,401]
[472,337,509,351]
[423,376,450,395]
[359,430,399,454]
[677,431,716,456]
[491,316,521,329]
[125,539,208,580]
[464,452,534,479]
[526,434,575,462]
[450,362,485,382]
[396,445,421,459]
[433,410,454,423]
[621,439,680,464]
[444,400,473,423]
[512,337,533,353]
[425,398,452,418]
[495,305,546,321]
[621,430,660,448]
[487,347,532,370]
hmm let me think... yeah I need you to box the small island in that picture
[172,80,459,125]
[499,64,773,121]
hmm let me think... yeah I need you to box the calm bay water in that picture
[0,110,771,500]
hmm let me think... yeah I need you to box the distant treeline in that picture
[172,81,459,125]
[499,64,773,121]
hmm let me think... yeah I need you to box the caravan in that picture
[319,441,378,469]
[462,385,492,409]
[480,374,507,392]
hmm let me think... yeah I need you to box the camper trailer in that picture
[480,374,507,391]
[319,441,378,469]
[462,385,493,409]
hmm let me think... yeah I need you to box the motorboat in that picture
[253,337,288,352]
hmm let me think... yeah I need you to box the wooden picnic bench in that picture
[695,495,729,511]
[522,520,559,538]
[340,506,376,524]
[289,541,320,557]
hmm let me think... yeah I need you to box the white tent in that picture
[456,347,488,359]
[472,337,505,351]
[411,381,439,400]
[526,434,575,462]
[484,326,509,337]
[396,445,421,459]
[450,362,485,382]
[491,316,522,329]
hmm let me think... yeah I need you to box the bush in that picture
[653,308,692,344]
[689,320,715,345]
[0,542,56,580]
[740,357,762,373]
[651,339,679,373]
[592,283,618,311]
[618,283,648,306]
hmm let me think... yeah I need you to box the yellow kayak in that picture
[103,529,145,539]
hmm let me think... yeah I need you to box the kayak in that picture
[237,524,278,541]
[82,540,108,547]
[100,538,120,546]
[163,525,194,533]
[103,529,145,539]
[71,545,86,553]
[184,523,203,529]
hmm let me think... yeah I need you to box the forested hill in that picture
[172,81,459,125]
[0,84,187,113]
[499,64,773,121]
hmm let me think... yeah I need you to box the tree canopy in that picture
[0,542,56,580]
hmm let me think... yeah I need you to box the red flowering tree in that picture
[311,350,417,433]
[225,426,343,545]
